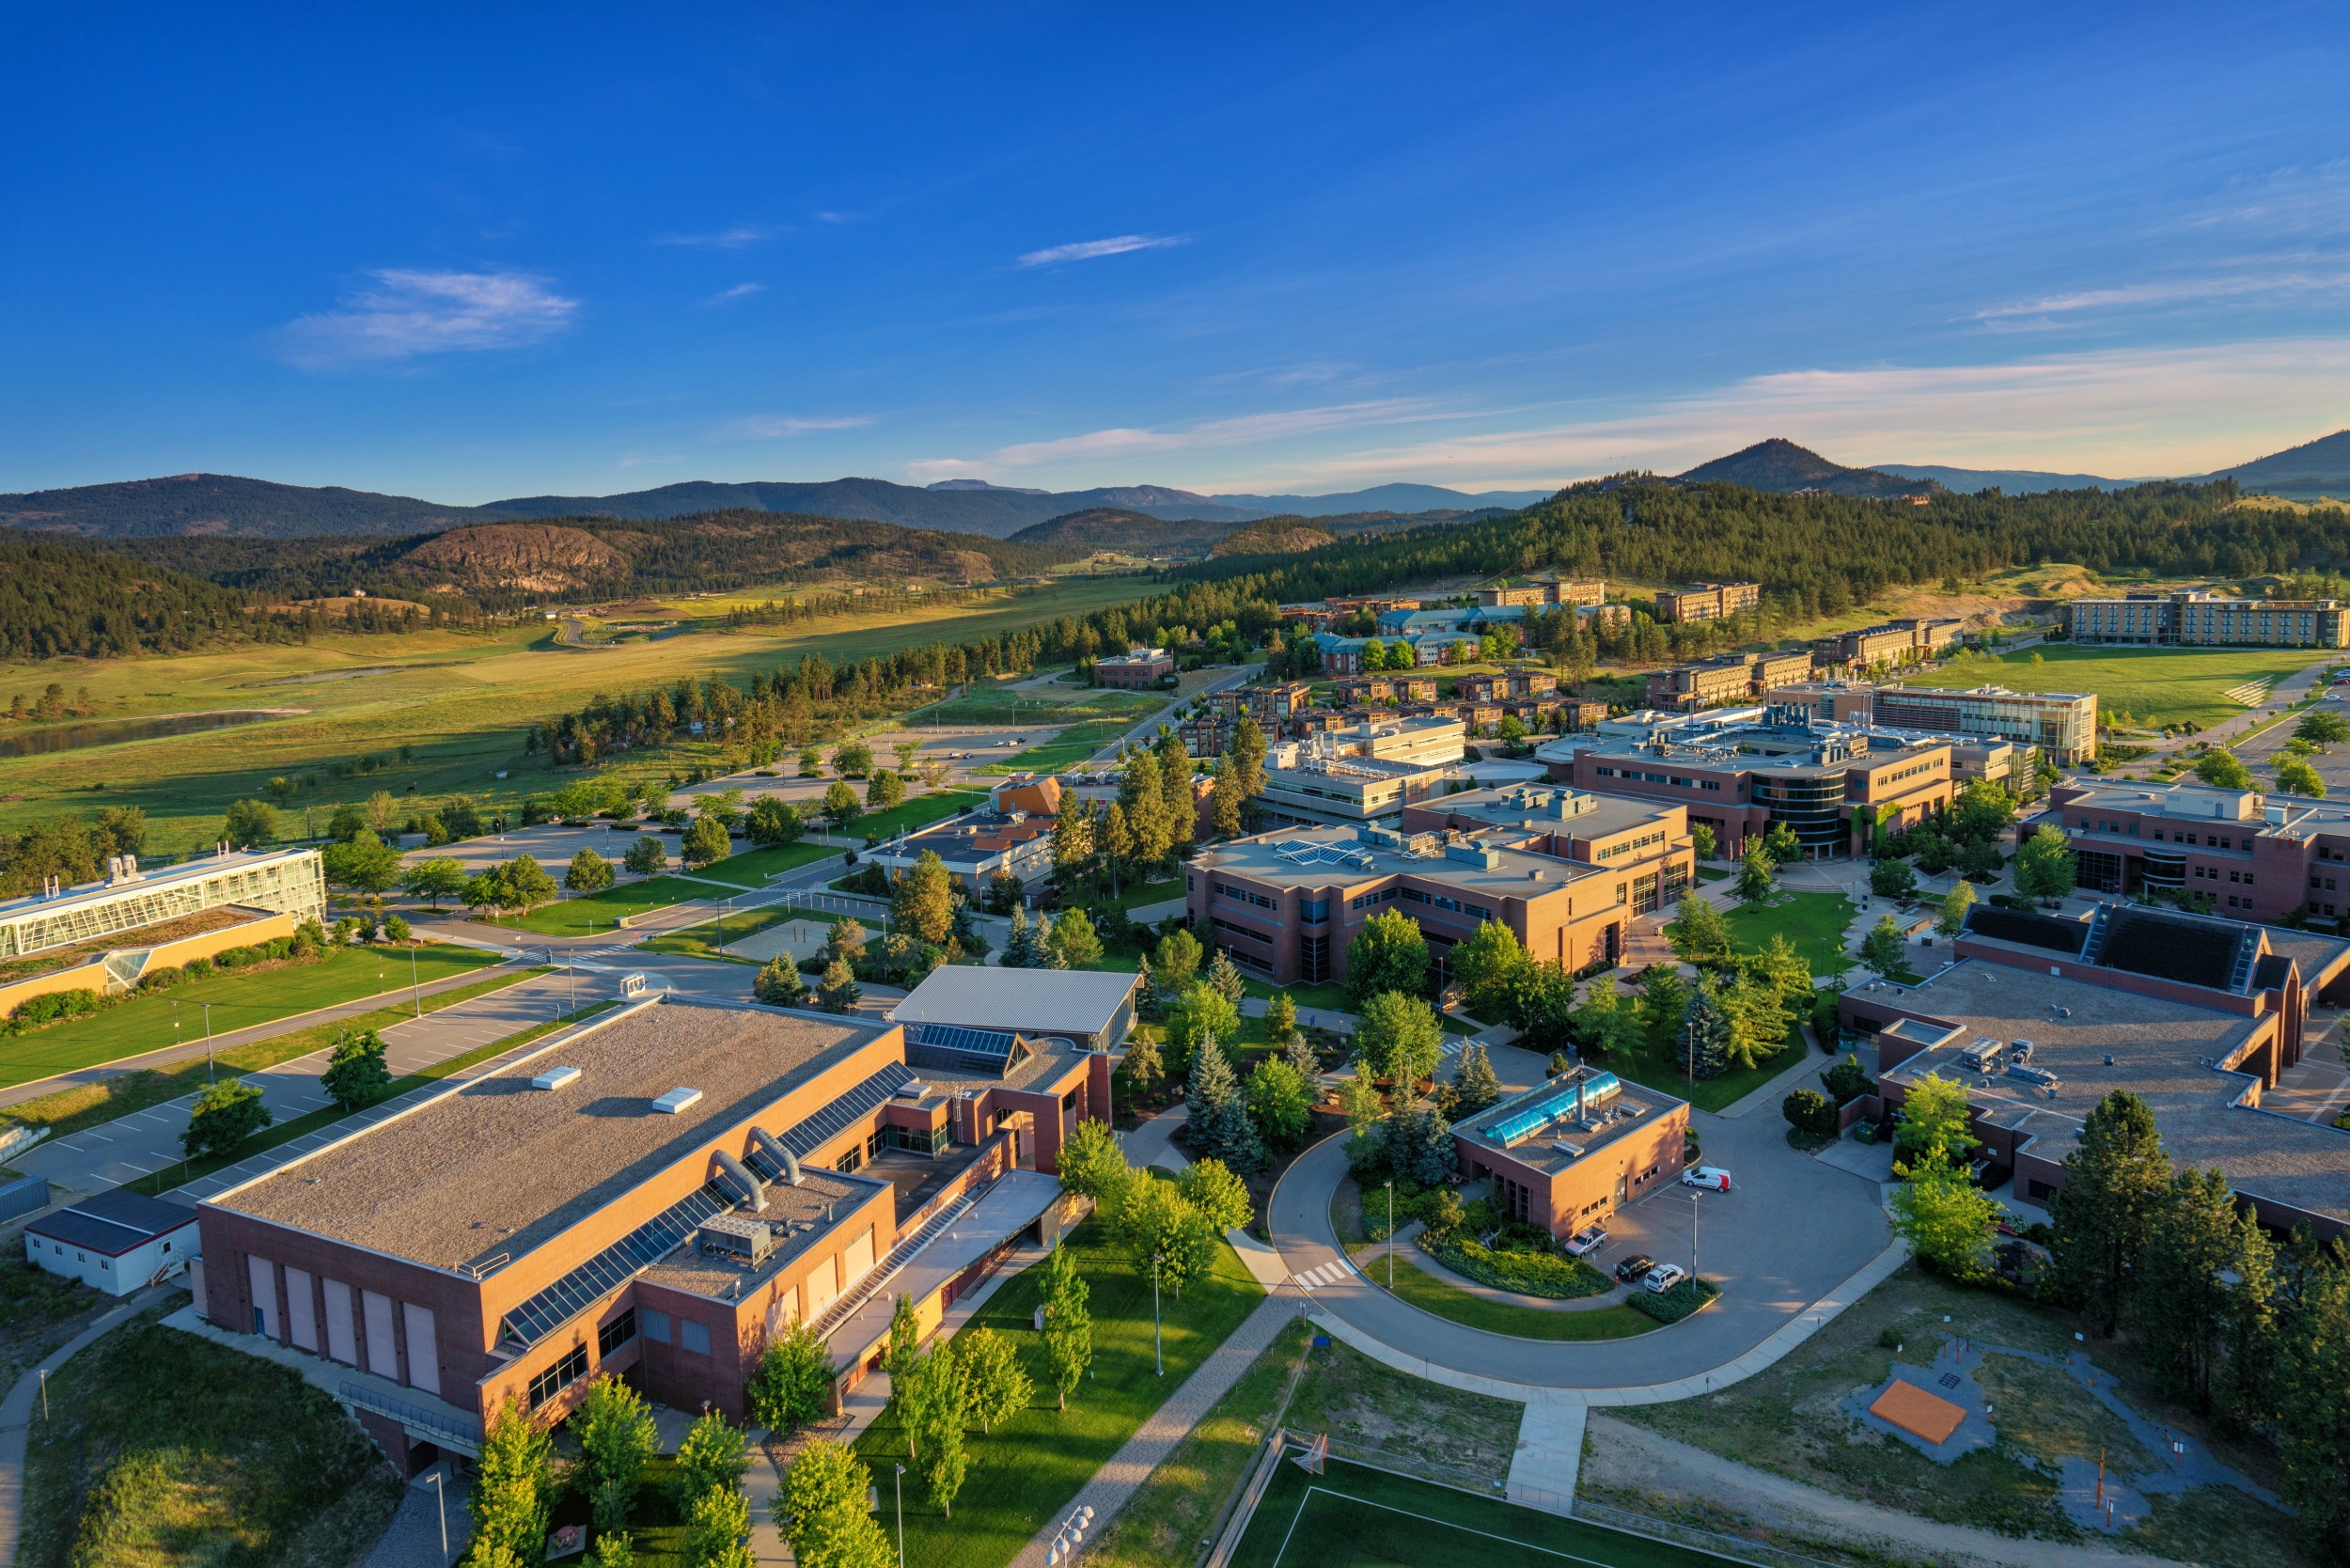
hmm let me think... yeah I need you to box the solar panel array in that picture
[500,1183,731,1345]
[906,1023,1023,1076]
[497,1060,916,1347]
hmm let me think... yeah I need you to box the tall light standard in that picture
[1152,1252,1165,1376]
[423,1465,450,1564]
[409,944,420,1019]
[894,1463,907,1568]
[1384,1180,1395,1290]
[1692,1191,1700,1279]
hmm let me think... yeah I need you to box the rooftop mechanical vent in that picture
[652,1087,703,1114]
[531,1066,581,1091]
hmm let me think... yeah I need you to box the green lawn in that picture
[636,903,790,964]
[23,1309,404,1568]
[1607,1035,1812,1115]
[693,839,837,886]
[1230,1454,1729,1568]
[922,690,1164,728]
[0,942,500,1092]
[491,876,714,936]
[1722,890,1856,978]
[1373,1251,1660,1341]
[1901,644,2323,732]
[1058,875,1186,917]
[836,788,991,844]
[979,718,1145,775]
[0,965,552,1139]
[854,1215,1267,1568]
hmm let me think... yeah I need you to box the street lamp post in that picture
[409,945,420,1019]
[894,1463,906,1568]
[1152,1252,1165,1376]
[423,1466,449,1564]
[1692,1191,1700,1279]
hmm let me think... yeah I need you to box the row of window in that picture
[1212,916,1274,947]
[1214,881,1276,909]
[1596,830,1667,862]
[1349,887,1400,912]
[1873,758,1944,785]
[1397,886,1496,922]
[1590,765,1723,793]
[2080,818,2246,852]
[2192,866,2253,885]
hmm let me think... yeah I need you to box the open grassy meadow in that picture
[1901,644,2326,730]
[0,578,1147,856]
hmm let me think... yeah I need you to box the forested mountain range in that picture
[2210,430,2350,495]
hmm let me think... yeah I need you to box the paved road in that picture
[14,968,604,1198]
[1263,1087,1890,1392]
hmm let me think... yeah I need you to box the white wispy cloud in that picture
[905,458,991,482]
[1199,340,2350,493]
[1973,270,2350,321]
[1017,233,1187,268]
[989,400,1431,468]
[702,283,766,305]
[657,225,776,248]
[271,270,577,368]
[722,415,871,440]
[617,452,682,469]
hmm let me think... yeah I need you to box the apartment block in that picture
[1645,649,1819,712]
[1654,581,1762,622]
[1813,618,1961,670]
[1479,579,1608,609]
[1330,676,1438,708]
[2062,591,2350,649]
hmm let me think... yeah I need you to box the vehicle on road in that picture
[1682,1166,1732,1191]
[1564,1225,1607,1257]
[1613,1252,1655,1283]
[1643,1262,1688,1293]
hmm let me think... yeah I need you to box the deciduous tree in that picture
[1040,1239,1092,1409]
[1344,909,1427,1006]
[746,1317,835,1435]
[321,1028,391,1111]
[1888,1146,2000,1275]
[782,1442,893,1568]
[182,1078,273,1158]
[2013,823,2077,905]
[1355,990,1443,1088]
[1452,918,1529,1017]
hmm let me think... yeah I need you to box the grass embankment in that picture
[1373,1246,1659,1341]
[854,1215,1266,1568]
[1230,1453,1730,1568]
[0,577,1143,857]
[1609,1261,2309,1567]
[1090,1324,1527,1567]
[1901,645,2322,733]
[122,996,614,1197]
[0,942,502,1093]
[0,964,552,1142]
[21,1307,405,1568]
[922,690,1165,729]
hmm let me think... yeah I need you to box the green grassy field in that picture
[1373,1250,1660,1341]
[0,965,549,1139]
[1230,1456,1731,1568]
[0,942,499,1091]
[0,578,1145,857]
[1723,890,1855,978]
[1901,644,2324,730]
[490,876,714,936]
[979,717,1146,774]
[923,689,1164,728]
[854,1214,1266,1568]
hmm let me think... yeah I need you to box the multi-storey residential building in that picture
[190,987,1120,1464]
[1654,582,1762,622]
[1376,604,1528,638]
[1331,677,1438,708]
[1479,579,1608,609]
[1312,631,1482,674]
[1644,651,1812,711]
[2062,591,2350,648]
[1813,618,1962,670]
[1553,713,1954,859]
[1455,668,1559,702]
[2029,779,2350,925]
[1094,648,1176,687]
[1247,682,1317,724]
[1187,807,1694,986]
[1840,903,2350,1240]
[1177,714,1232,759]
[1774,680,2098,765]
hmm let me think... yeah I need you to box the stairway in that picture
[808,1177,996,1340]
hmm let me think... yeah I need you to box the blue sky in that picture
[6,4,2349,501]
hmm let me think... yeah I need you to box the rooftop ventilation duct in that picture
[751,1126,804,1186]
[652,1087,703,1114]
[530,1066,581,1091]
[713,1149,767,1213]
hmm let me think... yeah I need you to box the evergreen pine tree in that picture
[1282,1030,1320,1084]
[1451,1042,1503,1112]
[1001,906,1042,968]
[1121,1031,1164,1108]
[1134,952,1160,1018]
[2051,1090,2171,1337]
[1204,948,1246,1005]
[1675,975,1732,1080]
[1184,1036,1266,1171]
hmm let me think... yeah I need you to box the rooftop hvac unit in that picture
[2006,1063,2060,1089]
[531,1066,581,1091]
[1956,1039,2005,1074]
[697,1213,775,1266]
[651,1088,703,1114]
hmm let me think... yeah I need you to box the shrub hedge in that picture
[1627,1276,1720,1323]
[1424,1234,1611,1299]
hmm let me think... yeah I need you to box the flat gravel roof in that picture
[213,996,890,1272]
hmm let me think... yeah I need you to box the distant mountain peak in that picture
[1675,439,1936,499]
[2217,430,2350,490]
[925,478,1051,494]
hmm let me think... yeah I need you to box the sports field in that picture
[1900,645,2325,731]
[0,576,1141,856]
[1230,1456,1735,1568]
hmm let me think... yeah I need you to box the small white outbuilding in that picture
[25,1189,199,1296]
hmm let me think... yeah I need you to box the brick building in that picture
[1645,650,1816,712]
[191,991,1115,1463]
[1654,582,1761,623]
[1840,903,2350,1241]
[1813,618,1963,671]
[1094,648,1176,687]
[1774,680,2098,765]
[1479,579,1608,609]
[1331,676,1439,708]
[2063,591,2350,649]
[2029,779,2350,924]
[1554,713,1954,859]
[1454,1068,1690,1238]
[1189,791,1694,984]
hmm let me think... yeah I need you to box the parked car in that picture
[1564,1225,1607,1258]
[1613,1253,1655,1283]
[1682,1166,1732,1192]
[1643,1262,1688,1293]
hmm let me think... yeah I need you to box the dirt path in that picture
[1582,1414,2201,1568]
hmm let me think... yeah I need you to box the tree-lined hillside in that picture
[0,540,261,658]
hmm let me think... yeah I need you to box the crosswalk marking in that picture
[1287,1259,1364,1291]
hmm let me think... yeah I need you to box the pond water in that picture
[0,710,294,758]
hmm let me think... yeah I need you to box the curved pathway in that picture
[0,1280,182,1564]
[1264,1095,1898,1402]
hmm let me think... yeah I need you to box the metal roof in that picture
[891,967,1136,1038]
